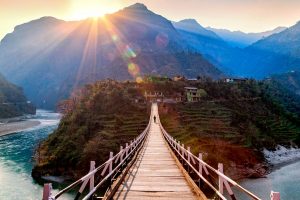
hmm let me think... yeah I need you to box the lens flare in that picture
[111,34,118,42]
[136,76,143,83]
[128,63,140,76]
[156,33,169,48]
[101,16,141,79]
[123,45,137,59]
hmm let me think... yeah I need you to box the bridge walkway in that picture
[113,103,203,200]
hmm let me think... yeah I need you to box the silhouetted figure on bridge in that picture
[153,115,156,123]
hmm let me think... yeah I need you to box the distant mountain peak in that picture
[207,26,287,48]
[173,19,221,40]
[15,16,62,28]
[177,19,205,29]
[125,3,148,11]
[179,19,199,25]
[273,26,287,31]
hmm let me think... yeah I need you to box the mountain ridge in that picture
[0,3,222,109]
[172,19,221,40]
[238,21,300,78]
[207,26,286,48]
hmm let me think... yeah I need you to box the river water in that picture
[0,110,72,200]
[236,161,300,200]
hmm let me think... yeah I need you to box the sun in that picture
[69,0,118,20]
[71,9,103,20]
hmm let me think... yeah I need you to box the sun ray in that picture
[74,18,99,89]
[101,16,142,81]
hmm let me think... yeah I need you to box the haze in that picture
[1,0,300,40]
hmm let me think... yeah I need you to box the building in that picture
[144,91,164,102]
[222,78,248,83]
[173,75,186,82]
[163,92,184,103]
[223,78,234,83]
[184,87,205,102]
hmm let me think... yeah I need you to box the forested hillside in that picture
[270,71,300,96]
[32,80,149,180]
[0,73,35,118]
[33,78,300,181]
[158,79,300,179]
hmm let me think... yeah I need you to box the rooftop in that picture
[184,87,198,90]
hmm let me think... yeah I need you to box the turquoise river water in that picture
[0,110,72,200]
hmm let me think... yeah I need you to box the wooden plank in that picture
[111,104,206,200]
[115,191,196,200]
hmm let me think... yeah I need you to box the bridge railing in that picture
[43,114,152,200]
[159,121,263,200]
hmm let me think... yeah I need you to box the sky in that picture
[1,0,300,40]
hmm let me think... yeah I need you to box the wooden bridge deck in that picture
[113,104,203,200]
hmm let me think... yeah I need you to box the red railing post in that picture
[89,161,95,192]
[270,191,280,200]
[182,144,185,157]
[198,153,203,187]
[187,147,191,163]
[109,152,113,173]
[43,183,52,200]
[125,143,129,157]
[218,163,224,195]
[120,146,124,162]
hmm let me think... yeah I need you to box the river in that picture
[0,110,72,200]
[235,161,300,200]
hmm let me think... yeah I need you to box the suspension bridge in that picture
[43,103,280,200]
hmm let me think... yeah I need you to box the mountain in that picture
[249,22,300,56]
[239,21,300,78]
[270,71,300,96]
[0,3,222,109]
[0,73,35,118]
[173,19,221,40]
[207,26,286,48]
[172,19,244,75]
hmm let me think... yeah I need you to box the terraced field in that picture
[160,102,241,144]
[159,99,300,179]
[256,116,300,144]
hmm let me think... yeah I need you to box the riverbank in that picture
[236,146,300,180]
[263,145,300,171]
[0,120,41,137]
[237,160,300,200]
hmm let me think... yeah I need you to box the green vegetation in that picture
[0,73,35,118]
[271,71,300,95]
[32,80,149,180]
[159,79,300,179]
[33,77,300,180]
[263,72,300,119]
